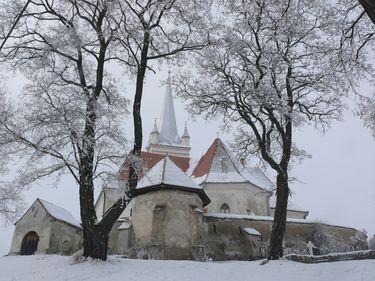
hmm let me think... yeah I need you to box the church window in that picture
[130,208,133,217]
[220,158,228,173]
[247,209,255,215]
[220,203,230,214]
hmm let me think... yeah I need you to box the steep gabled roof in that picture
[191,138,274,192]
[38,199,81,228]
[191,138,219,178]
[15,199,81,229]
[117,151,190,182]
[134,157,210,206]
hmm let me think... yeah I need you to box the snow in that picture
[241,167,275,191]
[204,213,354,229]
[137,157,202,190]
[243,227,261,236]
[191,174,206,185]
[0,255,374,281]
[118,222,131,230]
[206,171,246,183]
[196,138,275,192]
[38,199,81,228]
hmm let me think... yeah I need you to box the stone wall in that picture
[129,190,205,260]
[203,215,363,260]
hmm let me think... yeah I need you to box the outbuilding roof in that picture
[15,199,81,229]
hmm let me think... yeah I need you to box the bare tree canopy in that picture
[176,0,351,260]
[0,0,129,259]
[340,1,375,138]
[0,0,211,260]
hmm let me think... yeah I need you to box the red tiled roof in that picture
[117,151,190,182]
[191,138,220,178]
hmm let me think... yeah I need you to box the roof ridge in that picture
[161,155,167,183]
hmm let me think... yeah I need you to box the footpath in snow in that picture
[0,255,374,281]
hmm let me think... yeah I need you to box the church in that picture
[9,81,366,260]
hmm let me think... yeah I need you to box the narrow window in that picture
[220,203,230,214]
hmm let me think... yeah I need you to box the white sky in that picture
[1,68,374,255]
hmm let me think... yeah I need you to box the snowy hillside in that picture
[0,255,374,281]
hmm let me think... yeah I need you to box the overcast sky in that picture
[1,68,374,255]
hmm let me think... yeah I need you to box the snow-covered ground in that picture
[0,255,374,281]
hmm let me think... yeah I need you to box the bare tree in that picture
[177,0,349,260]
[0,0,210,260]
[0,91,25,224]
[0,0,129,260]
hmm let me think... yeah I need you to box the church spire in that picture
[181,121,190,146]
[158,76,181,144]
[151,118,159,133]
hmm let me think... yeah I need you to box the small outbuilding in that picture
[10,198,82,256]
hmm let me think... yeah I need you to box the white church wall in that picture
[203,182,270,216]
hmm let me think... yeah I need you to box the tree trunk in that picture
[82,225,110,260]
[268,171,289,260]
[128,30,149,194]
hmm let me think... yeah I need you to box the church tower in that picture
[146,78,191,158]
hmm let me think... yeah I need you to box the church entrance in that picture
[20,231,39,255]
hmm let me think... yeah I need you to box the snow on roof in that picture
[268,195,308,213]
[240,167,275,191]
[118,221,131,230]
[117,151,190,182]
[243,227,261,236]
[206,171,246,183]
[192,138,274,191]
[136,156,202,190]
[158,81,181,145]
[204,213,354,229]
[38,199,81,228]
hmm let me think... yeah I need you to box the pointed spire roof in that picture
[135,156,210,206]
[158,79,181,145]
[151,118,159,134]
[182,121,190,138]
[191,138,274,191]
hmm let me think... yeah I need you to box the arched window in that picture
[247,209,255,216]
[220,203,230,214]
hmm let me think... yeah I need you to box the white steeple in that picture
[149,119,160,144]
[158,76,181,145]
[181,121,190,146]
[146,73,191,158]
